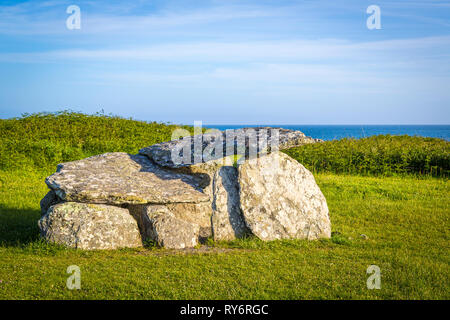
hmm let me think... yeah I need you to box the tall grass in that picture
[0,111,193,171]
[284,135,449,177]
[1,111,448,177]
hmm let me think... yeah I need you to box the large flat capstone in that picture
[139,127,321,168]
[45,152,209,205]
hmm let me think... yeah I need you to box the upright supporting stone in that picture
[211,166,249,241]
[238,152,331,241]
[141,205,200,249]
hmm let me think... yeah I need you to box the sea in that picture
[204,125,450,141]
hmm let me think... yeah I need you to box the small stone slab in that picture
[40,190,62,216]
[139,127,321,168]
[45,152,209,205]
[141,205,200,249]
[129,201,212,244]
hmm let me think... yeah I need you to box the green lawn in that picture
[0,169,448,299]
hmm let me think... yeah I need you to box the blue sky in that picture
[0,0,449,124]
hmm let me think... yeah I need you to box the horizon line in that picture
[199,124,450,126]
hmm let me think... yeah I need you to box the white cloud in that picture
[1,36,448,66]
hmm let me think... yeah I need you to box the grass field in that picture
[0,170,448,299]
[0,113,448,299]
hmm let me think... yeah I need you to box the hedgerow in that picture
[1,111,448,177]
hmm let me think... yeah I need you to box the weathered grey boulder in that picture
[140,205,200,249]
[45,152,209,205]
[139,127,321,168]
[211,166,249,241]
[38,202,142,250]
[238,152,331,241]
[40,190,62,216]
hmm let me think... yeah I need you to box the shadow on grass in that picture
[0,204,41,247]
